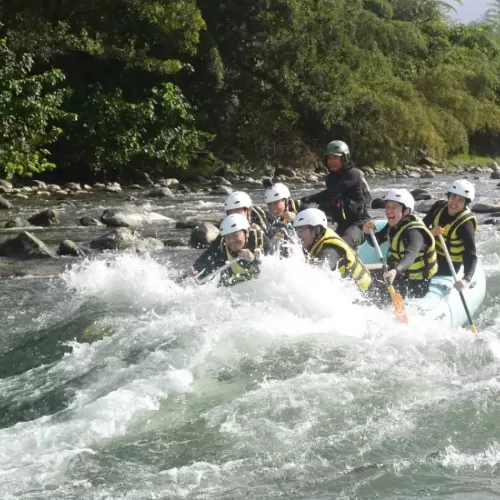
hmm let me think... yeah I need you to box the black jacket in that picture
[302,166,371,229]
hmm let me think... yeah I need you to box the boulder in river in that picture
[79,216,104,227]
[410,188,432,201]
[0,231,54,259]
[471,201,500,214]
[3,218,31,229]
[145,187,175,198]
[0,196,13,209]
[27,208,58,227]
[90,228,136,251]
[190,222,220,248]
[100,208,175,227]
[58,240,89,257]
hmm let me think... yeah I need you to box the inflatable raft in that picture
[356,219,486,329]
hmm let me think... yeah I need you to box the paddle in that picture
[369,228,408,324]
[195,257,243,285]
[437,234,477,334]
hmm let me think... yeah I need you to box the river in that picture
[1,173,500,499]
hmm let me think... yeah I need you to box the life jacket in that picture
[388,214,438,280]
[219,228,264,286]
[309,227,372,292]
[287,199,302,215]
[432,200,478,263]
[251,206,271,233]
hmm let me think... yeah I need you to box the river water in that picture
[1,173,500,499]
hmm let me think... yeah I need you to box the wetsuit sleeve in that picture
[422,202,440,228]
[192,236,224,276]
[393,229,425,274]
[456,220,477,282]
[365,224,389,247]
[300,189,329,206]
[316,247,341,271]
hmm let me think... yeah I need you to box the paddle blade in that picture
[388,286,408,324]
[471,324,478,334]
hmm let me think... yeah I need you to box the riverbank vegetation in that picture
[2,0,500,181]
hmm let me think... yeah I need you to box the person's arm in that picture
[301,189,329,206]
[391,229,425,274]
[192,236,224,276]
[457,221,477,282]
[422,202,440,228]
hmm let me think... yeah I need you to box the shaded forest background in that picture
[2,0,500,181]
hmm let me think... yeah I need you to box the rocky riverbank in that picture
[2,163,500,278]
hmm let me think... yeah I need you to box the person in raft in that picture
[264,183,303,223]
[224,191,276,237]
[294,208,372,293]
[422,179,478,291]
[189,213,271,287]
[300,140,371,249]
[362,189,438,299]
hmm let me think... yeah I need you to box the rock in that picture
[128,184,144,190]
[27,208,58,227]
[0,231,54,259]
[418,156,437,167]
[83,184,92,190]
[4,218,31,228]
[177,183,191,193]
[415,200,436,213]
[163,239,187,247]
[58,240,88,257]
[213,186,233,195]
[306,174,319,183]
[46,184,62,192]
[36,190,52,196]
[0,185,12,194]
[360,166,376,175]
[407,171,421,179]
[371,197,385,209]
[482,217,500,225]
[491,171,500,180]
[57,200,76,208]
[176,220,198,229]
[105,185,122,193]
[213,176,232,187]
[192,175,209,184]
[165,178,180,186]
[90,228,135,251]
[12,194,29,199]
[261,176,273,187]
[145,187,175,198]
[0,196,13,209]
[411,189,432,201]
[94,183,106,189]
[420,171,436,179]
[135,238,165,254]
[275,166,296,178]
[30,180,47,189]
[134,170,154,186]
[0,180,13,189]
[190,222,220,248]
[79,216,104,227]
[490,162,500,172]
[100,208,176,227]
[65,182,81,191]
[471,201,500,213]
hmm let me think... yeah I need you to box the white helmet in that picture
[220,213,250,236]
[224,191,252,212]
[384,188,414,212]
[448,179,475,202]
[264,183,291,204]
[293,208,328,229]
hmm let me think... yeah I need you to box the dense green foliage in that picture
[1,0,500,179]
